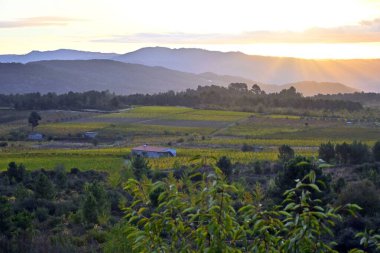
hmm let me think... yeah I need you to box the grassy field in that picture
[99,106,251,121]
[0,106,378,171]
[0,146,317,172]
[0,149,124,172]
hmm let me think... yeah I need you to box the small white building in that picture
[83,131,98,138]
[132,145,176,158]
[28,133,43,141]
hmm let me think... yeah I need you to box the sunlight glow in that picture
[1,0,380,59]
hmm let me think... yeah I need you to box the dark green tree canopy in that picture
[250,83,262,95]
[28,111,41,130]
[228,82,248,92]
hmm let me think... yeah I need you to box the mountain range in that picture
[0,47,377,94]
[0,49,118,63]
[0,60,356,96]
[115,47,379,92]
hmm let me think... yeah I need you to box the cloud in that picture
[92,33,225,44]
[0,16,81,28]
[93,18,380,44]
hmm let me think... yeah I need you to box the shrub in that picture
[338,179,380,216]
[278,144,295,162]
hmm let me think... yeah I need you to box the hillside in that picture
[1,47,379,92]
[0,60,357,96]
[0,60,260,94]
[115,47,380,92]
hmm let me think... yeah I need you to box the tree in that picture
[335,142,351,164]
[82,182,110,224]
[7,162,25,183]
[350,141,370,164]
[54,165,67,189]
[278,144,295,162]
[250,84,262,95]
[216,156,232,178]
[7,162,18,183]
[279,86,301,97]
[319,142,335,163]
[373,141,380,162]
[228,83,248,92]
[275,156,330,198]
[131,156,151,180]
[34,173,55,199]
[28,111,41,130]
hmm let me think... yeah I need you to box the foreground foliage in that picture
[106,163,379,252]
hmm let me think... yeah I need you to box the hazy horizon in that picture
[3,45,380,61]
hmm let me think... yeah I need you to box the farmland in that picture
[0,106,379,172]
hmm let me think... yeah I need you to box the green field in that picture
[0,106,378,171]
[99,106,251,121]
[0,146,318,172]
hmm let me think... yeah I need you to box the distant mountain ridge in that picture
[115,47,379,92]
[0,49,118,63]
[0,47,374,93]
[0,60,357,96]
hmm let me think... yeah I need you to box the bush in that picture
[278,144,295,162]
[338,179,380,216]
[216,156,232,177]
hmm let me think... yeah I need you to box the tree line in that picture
[0,84,363,112]
[315,92,380,107]
[319,141,380,165]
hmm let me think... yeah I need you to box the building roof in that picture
[132,145,172,153]
[28,133,43,136]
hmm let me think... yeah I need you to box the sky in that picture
[1,0,380,59]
